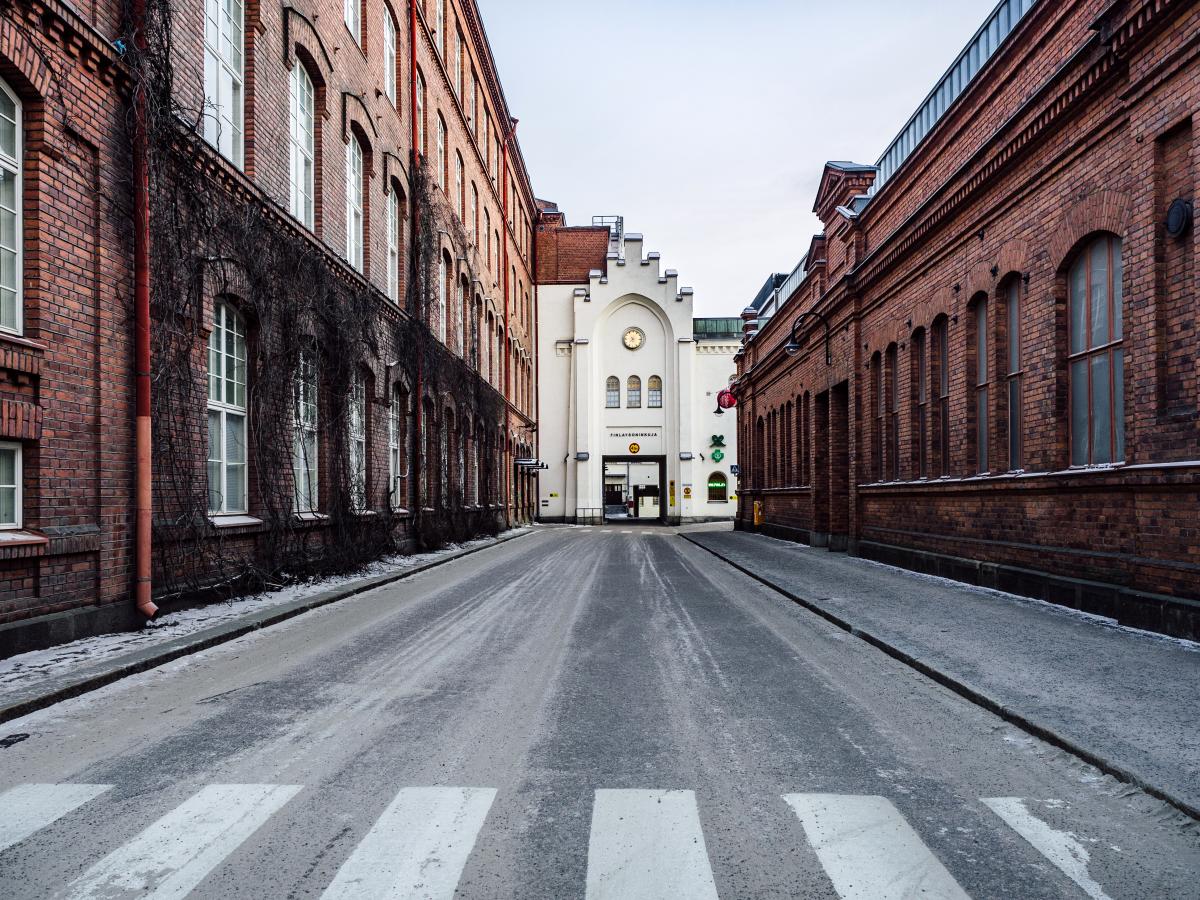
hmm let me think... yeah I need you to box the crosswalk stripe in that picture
[982,798,1112,900]
[320,786,496,900]
[63,783,301,899]
[585,789,719,900]
[0,784,112,853]
[783,793,970,900]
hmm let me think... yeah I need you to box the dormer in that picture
[813,161,877,230]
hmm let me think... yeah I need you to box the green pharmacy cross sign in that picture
[710,434,726,462]
[712,449,725,462]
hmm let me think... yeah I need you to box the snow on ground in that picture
[0,529,529,701]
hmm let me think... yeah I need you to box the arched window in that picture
[1004,279,1022,470]
[455,152,465,219]
[383,8,398,106]
[345,135,364,271]
[288,62,315,230]
[204,0,245,166]
[349,373,368,511]
[1069,235,1124,465]
[456,277,467,355]
[415,71,426,154]
[971,297,989,473]
[606,376,620,408]
[754,416,765,489]
[207,300,248,514]
[389,385,410,510]
[293,349,319,513]
[933,315,950,476]
[484,209,491,265]
[912,329,928,478]
[783,401,793,484]
[343,0,360,45]
[627,375,642,408]
[437,253,448,342]
[886,343,899,480]
[470,183,478,244]
[708,472,728,503]
[871,352,883,481]
[647,376,663,408]
[0,79,21,335]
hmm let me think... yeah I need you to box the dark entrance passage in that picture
[811,382,851,550]
[602,456,667,523]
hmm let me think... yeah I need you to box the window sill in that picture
[0,331,46,353]
[294,511,329,523]
[0,529,48,546]
[209,514,264,529]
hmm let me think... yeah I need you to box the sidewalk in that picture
[0,528,534,726]
[682,527,1200,819]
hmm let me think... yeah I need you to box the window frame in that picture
[436,114,447,190]
[288,61,316,231]
[0,441,20,529]
[935,318,950,477]
[349,373,368,512]
[647,375,663,409]
[415,72,426,156]
[913,330,928,478]
[203,0,245,167]
[389,385,410,510]
[293,349,319,514]
[1068,234,1125,466]
[973,298,990,474]
[384,9,398,106]
[0,78,22,336]
[707,471,728,503]
[627,375,642,409]
[437,253,449,343]
[605,376,620,408]
[387,188,401,303]
[343,0,361,46]
[207,300,249,515]
[345,135,364,271]
[1004,279,1022,471]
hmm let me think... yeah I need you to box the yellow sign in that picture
[628,442,640,454]
[683,486,692,499]
[669,480,676,506]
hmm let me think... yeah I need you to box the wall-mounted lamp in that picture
[784,310,832,365]
[990,265,1000,278]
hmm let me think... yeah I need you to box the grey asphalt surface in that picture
[1,525,1197,898]
[683,527,1200,817]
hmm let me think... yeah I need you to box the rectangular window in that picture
[345,138,364,271]
[455,29,463,98]
[915,331,928,478]
[436,116,446,190]
[872,357,883,481]
[937,320,950,477]
[343,0,360,44]
[203,0,245,166]
[293,351,319,513]
[387,189,400,303]
[289,63,315,230]
[389,389,409,509]
[887,348,899,480]
[349,375,367,511]
[0,442,19,528]
[384,12,397,106]
[435,0,444,53]
[0,82,22,335]
[207,302,248,514]
[1069,236,1124,466]
[469,72,478,136]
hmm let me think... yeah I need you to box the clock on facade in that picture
[623,327,645,350]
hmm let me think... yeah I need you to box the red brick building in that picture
[735,0,1200,639]
[0,0,540,653]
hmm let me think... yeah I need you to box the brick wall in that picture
[735,0,1200,638]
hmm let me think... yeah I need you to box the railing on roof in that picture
[592,216,624,259]
[693,318,743,340]
[772,256,809,313]
[872,0,1037,194]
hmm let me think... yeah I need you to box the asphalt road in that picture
[1,526,1197,899]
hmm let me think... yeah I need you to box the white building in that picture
[536,213,740,524]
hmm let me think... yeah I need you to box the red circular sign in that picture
[717,389,738,409]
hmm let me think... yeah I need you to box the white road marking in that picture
[784,793,970,900]
[0,783,112,853]
[585,789,719,900]
[321,786,496,900]
[63,783,301,899]
[983,798,1112,900]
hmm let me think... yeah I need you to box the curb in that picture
[0,528,538,727]
[680,532,1200,823]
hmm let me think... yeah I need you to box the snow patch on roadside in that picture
[0,530,528,701]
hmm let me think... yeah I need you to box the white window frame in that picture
[387,188,401,303]
[416,73,426,155]
[435,0,445,53]
[455,151,464,220]
[293,350,319,514]
[437,255,448,343]
[203,0,245,167]
[389,387,410,510]
[207,301,248,515]
[289,62,315,231]
[383,10,397,105]
[0,78,22,336]
[436,115,446,190]
[455,29,463,98]
[648,375,663,409]
[469,72,477,137]
[0,442,20,529]
[456,279,465,355]
[346,136,364,271]
[344,0,360,47]
[470,183,478,245]
[349,374,368,512]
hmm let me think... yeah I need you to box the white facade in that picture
[537,230,739,524]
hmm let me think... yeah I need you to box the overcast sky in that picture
[479,0,999,317]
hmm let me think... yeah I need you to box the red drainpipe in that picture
[132,0,157,618]
[500,127,511,523]
[408,0,423,514]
